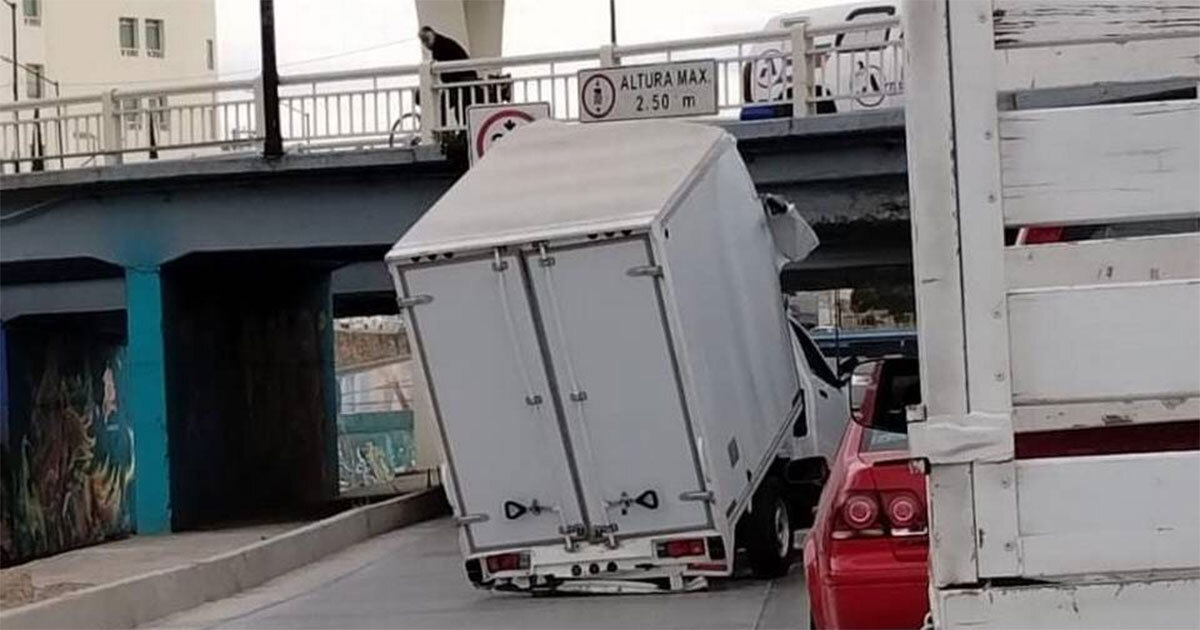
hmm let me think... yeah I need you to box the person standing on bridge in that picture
[419,26,480,129]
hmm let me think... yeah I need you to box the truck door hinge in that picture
[679,489,714,503]
[396,294,433,309]
[558,523,587,552]
[569,390,588,402]
[537,242,555,267]
[591,523,620,549]
[491,248,509,272]
[626,264,663,278]
[454,513,489,526]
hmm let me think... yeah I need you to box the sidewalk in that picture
[1,522,304,610]
[0,487,447,630]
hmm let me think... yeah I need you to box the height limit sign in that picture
[578,59,718,123]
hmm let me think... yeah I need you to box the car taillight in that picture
[834,490,926,539]
[484,551,530,573]
[655,538,706,558]
[884,492,922,529]
[842,494,880,530]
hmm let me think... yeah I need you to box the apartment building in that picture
[1,0,217,102]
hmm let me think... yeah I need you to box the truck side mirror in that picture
[837,356,860,385]
[853,357,919,435]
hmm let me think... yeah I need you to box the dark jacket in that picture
[428,33,478,84]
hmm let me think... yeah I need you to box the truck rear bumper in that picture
[467,530,733,592]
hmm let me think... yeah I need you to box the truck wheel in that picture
[746,477,793,578]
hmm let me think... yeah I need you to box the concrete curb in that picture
[0,488,449,630]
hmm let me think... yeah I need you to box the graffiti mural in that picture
[335,319,417,491]
[1,318,133,565]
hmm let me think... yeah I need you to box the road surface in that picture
[152,517,811,629]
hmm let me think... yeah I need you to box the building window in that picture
[119,17,138,56]
[148,96,170,132]
[23,0,40,26]
[206,39,214,70]
[26,63,43,99]
[121,98,141,130]
[146,19,164,58]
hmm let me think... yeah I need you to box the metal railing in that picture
[0,17,902,174]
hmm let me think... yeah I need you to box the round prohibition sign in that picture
[581,74,617,119]
[475,109,538,160]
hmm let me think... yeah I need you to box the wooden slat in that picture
[1008,279,1200,405]
[940,577,1200,630]
[1015,451,1200,576]
[1014,397,1200,432]
[1000,101,1200,226]
[993,1,1200,48]
[996,37,1200,91]
[1005,233,1200,290]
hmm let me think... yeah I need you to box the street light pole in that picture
[259,0,282,159]
[4,0,18,173]
[609,0,617,45]
[3,0,14,105]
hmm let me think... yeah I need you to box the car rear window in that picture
[861,427,909,453]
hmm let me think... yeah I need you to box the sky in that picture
[214,0,847,80]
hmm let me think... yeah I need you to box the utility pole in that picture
[259,0,282,159]
[3,0,14,104]
[609,0,617,45]
[4,0,18,173]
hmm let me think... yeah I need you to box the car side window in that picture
[791,322,841,388]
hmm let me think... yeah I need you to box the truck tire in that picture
[746,477,793,578]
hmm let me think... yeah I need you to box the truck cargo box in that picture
[387,120,811,590]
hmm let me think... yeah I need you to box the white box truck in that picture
[386,119,852,593]
[895,0,1200,627]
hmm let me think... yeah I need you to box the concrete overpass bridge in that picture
[3,14,1184,552]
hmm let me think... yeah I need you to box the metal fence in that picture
[0,17,901,174]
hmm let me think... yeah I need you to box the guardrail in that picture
[0,17,901,174]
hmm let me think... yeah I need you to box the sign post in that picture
[466,102,552,166]
[578,60,718,123]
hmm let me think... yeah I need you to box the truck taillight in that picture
[842,494,880,530]
[655,537,706,558]
[484,551,530,573]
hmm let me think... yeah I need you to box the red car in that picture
[803,358,928,630]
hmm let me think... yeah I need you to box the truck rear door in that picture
[525,238,712,540]
[399,253,587,552]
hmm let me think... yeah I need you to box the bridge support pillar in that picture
[126,267,172,534]
[415,0,504,57]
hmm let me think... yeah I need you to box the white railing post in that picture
[100,89,123,165]
[599,44,617,67]
[418,61,435,144]
[253,75,266,141]
[790,20,811,118]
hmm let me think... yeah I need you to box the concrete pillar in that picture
[464,0,504,58]
[415,0,504,57]
[126,267,172,534]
